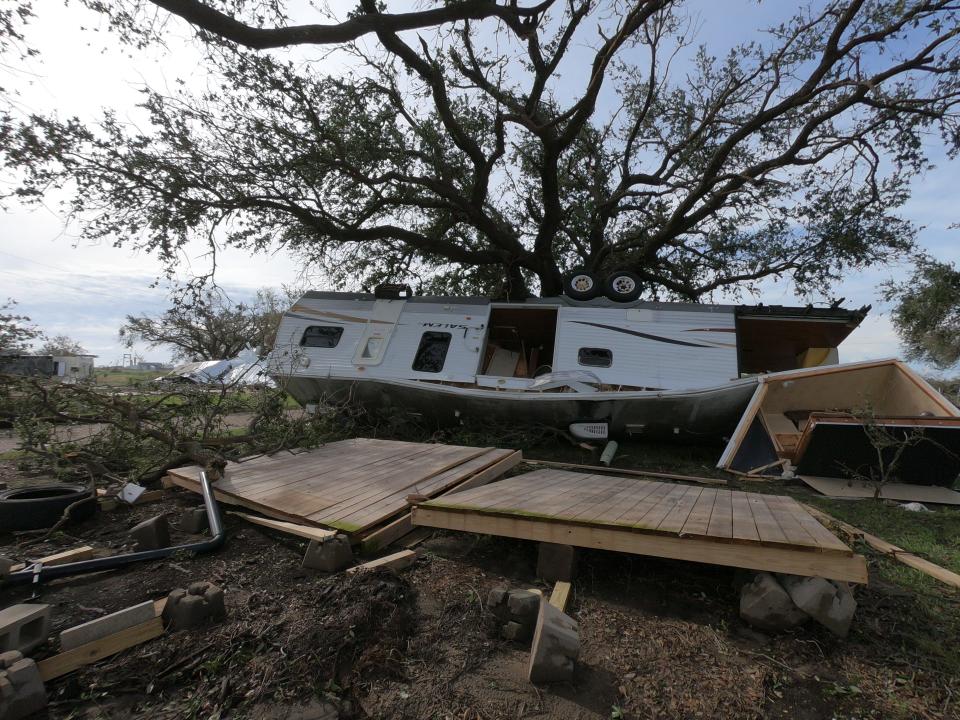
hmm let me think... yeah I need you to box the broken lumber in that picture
[37,616,164,681]
[549,581,572,612]
[523,459,726,486]
[803,504,960,590]
[347,550,417,574]
[11,546,94,573]
[228,511,337,543]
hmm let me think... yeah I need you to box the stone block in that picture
[778,574,857,638]
[487,587,507,608]
[739,573,808,633]
[302,534,353,572]
[130,515,171,551]
[0,650,46,720]
[180,506,209,534]
[59,600,156,651]
[0,556,11,580]
[0,604,51,654]
[507,590,540,620]
[536,543,578,583]
[162,582,226,631]
[502,621,530,642]
[528,599,579,683]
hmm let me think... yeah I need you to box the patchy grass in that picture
[94,369,161,386]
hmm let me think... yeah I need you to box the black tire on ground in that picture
[0,483,97,532]
[604,270,643,302]
[563,267,602,301]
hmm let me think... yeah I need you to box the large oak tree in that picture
[4,0,960,299]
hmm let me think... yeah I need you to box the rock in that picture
[778,574,857,638]
[129,515,171,551]
[302,534,353,572]
[506,590,540,620]
[739,572,808,632]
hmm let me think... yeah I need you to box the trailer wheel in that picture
[563,268,601,301]
[0,483,96,531]
[604,270,643,302]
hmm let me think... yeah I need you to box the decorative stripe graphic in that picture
[571,321,711,348]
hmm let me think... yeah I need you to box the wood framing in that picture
[413,470,868,584]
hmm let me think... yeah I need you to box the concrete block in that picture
[0,556,12,579]
[302,534,353,572]
[180,506,209,534]
[162,582,226,631]
[528,599,579,683]
[739,573,808,633]
[502,621,531,642]
[0,650,46,720]
[778,574,857,638]
[0,604,51,654]
[487,587,507,608]
[59,600,156,651]
[130,515,171,551]
[507,590,540,620]
[536,543,578,583]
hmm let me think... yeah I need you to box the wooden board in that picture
[550,581,572,612]
[800,475,960,505]
[166,439,514,536]
[347,549,417,574]
[11,546,95,573]
[38,616,164,681]
[414,470,867,584]
[228,512,338,542]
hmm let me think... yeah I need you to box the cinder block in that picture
[0,605,51,654]
[162,582,226,631]
[0,650,47,720]
[0,556,11,580]
[536,543,578,583]
[302,534,353,572]
[507,590,540,620]
[129,515,171,550]
[180,507,209,534]
[59,601,156,651]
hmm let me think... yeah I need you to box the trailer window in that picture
[578,347,612,367]
[300,326,343,348]
[413,332,452,373]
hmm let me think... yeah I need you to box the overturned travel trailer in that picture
[268,291,877,440]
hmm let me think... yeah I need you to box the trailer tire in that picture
[604,270,643,302]
[563,268,601,301]
[0,483,96,531]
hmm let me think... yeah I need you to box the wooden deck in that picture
[166,438,521,537]
[412,469,868,583]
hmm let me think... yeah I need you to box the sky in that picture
[0,1,958,369]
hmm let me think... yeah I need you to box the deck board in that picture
[414,470,867,583]
[165,439,518,535]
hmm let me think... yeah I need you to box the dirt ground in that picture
[1,455,959,720]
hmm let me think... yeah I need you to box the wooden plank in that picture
[11,546,95,573]
[706,490,734,539]
[412,506,868,584]
[549,581,572,612]
[523,459,727,485]
[679,488,718,537]
[37,616,164,681]
[228,512,337,542]
[654,485,703,533]
[346,549,418,574]
[803,504,959,589]
[358,450,522,554]
[730,491,761,542]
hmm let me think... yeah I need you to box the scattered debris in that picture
[302,534,353,572]
[119,482,147,504]
[528,598,579,683]
[163,582,226,631]
[0,650,47,720]
[900,501,930,512]
[0,604,51,654]
[129,515,171,551]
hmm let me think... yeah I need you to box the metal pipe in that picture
[3,471,226,586]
